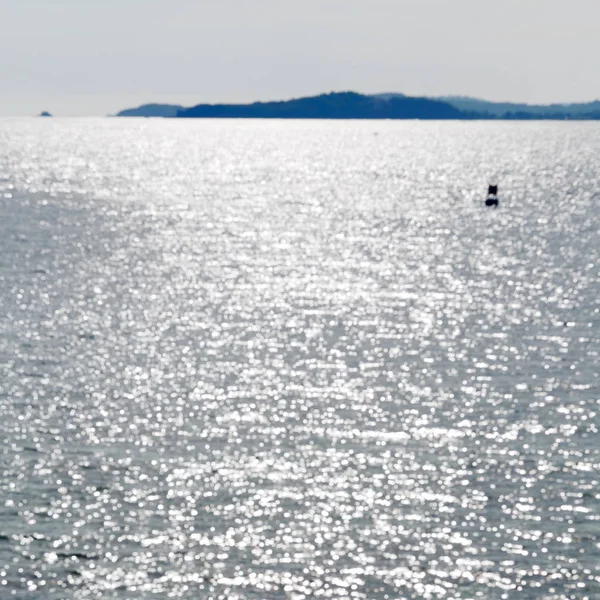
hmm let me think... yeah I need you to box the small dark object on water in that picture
[486,184,499,207]
[38,111,52,117]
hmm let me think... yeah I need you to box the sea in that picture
[0,118,599,599]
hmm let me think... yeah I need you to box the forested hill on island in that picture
[175,92,462,119]
[115,92,600,120]
[115,103,184,117]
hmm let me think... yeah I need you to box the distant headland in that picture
[38,111,53,117]
[115,92,600,121]
[115,104,183,118]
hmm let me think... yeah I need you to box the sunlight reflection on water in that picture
[0,118,599,599]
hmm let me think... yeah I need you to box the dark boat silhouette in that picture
[486,184,499,207]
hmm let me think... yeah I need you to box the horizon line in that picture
[7,90,600,118]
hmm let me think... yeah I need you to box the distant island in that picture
[439,96,600,119]
[115,92,600,120]
[38,111,52,117]
[115,103,184,118]
[176,92,463,119]
[117,93,460,119]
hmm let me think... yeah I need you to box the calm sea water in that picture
[0,118,599,599]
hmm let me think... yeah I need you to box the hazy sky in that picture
[2,0,599,116]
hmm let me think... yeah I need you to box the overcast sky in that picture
[1,0,599,116]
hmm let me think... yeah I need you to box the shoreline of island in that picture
[114,91,600,121]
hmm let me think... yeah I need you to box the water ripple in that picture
[0,119,599,598]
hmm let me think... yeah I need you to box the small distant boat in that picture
[485,184,499,207]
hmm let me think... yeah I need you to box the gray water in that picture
[0,118,599,599]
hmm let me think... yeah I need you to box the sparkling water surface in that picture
[1,119,599,599]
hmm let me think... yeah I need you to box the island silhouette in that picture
[116,103,183,118]
[115,91,600,120]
